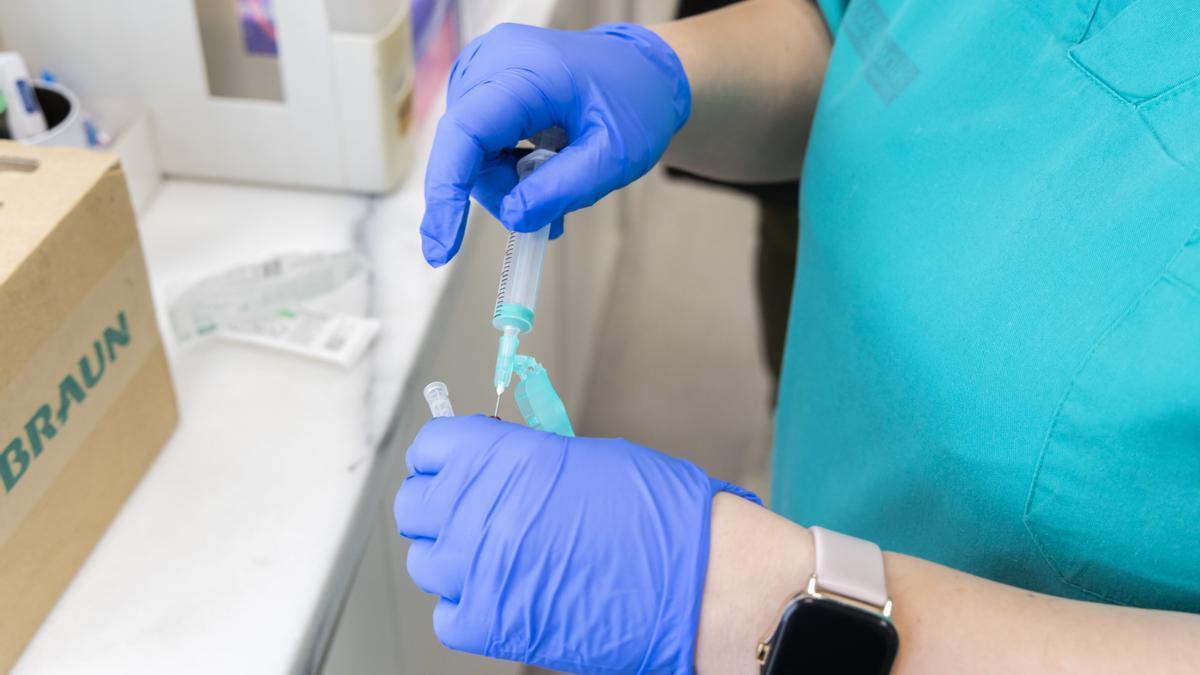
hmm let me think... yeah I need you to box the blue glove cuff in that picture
[711,478,763,506]
[587,23,693,133]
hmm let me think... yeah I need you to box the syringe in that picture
[492,129,566,411]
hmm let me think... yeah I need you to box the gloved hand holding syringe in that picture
[490,127,567,415]
[420,128,575,436]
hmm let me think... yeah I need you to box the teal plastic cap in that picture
[512,354,574,437]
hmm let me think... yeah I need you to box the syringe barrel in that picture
[494,228,549,329]
[492,148,556,332]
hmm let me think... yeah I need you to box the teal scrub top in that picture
[773,0,1200,612]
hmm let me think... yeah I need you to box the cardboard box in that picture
[0,141,178,671]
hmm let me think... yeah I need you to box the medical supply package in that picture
[0,141,178,671]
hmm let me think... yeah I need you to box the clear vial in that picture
[423,381,454,418]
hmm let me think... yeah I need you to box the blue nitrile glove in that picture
[393,415,759,673]
[419,22,691,266]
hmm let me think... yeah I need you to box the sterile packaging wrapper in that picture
[0,141,178,671]
[220,307,381,369]
[168,251,381,368]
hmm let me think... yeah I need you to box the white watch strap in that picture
[810,526,889,610]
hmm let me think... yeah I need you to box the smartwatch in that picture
[757,527,899,674]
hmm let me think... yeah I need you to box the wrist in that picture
[696,492,814,675]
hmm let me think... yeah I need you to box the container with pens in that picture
[0,51,98,148]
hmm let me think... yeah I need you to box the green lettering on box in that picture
[80,340,107,388]
[56,374,87,425]
[103,311,130,362]
[2,309,135,497]
[24,404,57,457]
[1,437,30,493]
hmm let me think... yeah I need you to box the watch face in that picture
[765,596,899,674]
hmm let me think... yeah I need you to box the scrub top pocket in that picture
[1068,0,1200,167]
[1024,230,1200,612]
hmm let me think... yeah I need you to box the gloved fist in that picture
[419,22,691,266]
[393,415,757,674]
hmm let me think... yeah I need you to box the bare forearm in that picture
[697,493,1200,674]
[651,0,831,183]
[887,553,1200,673]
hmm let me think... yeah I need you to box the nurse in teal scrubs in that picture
[394,1,1200,672]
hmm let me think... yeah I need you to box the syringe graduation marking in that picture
[495,232,518,319]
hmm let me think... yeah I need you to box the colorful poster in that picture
[238,0,278,56]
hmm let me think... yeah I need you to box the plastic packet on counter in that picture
[168,251,380,368]
[221,307,380,369]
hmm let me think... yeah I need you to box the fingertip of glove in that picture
[392,483,426,539]
[414,414,491,444]
[392,487,407,529]
[420,201,471,266]
[421,238,451,267]
[432,599,464,650]
[498,193,530,232]
[501,192,565,235]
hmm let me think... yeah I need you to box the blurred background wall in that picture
[579,168,775,494]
